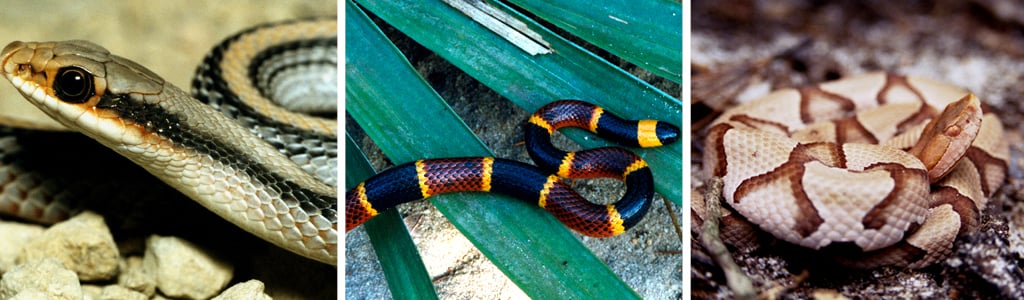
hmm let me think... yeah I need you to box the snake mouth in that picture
[0,43,59,114]
[0,41,34,87]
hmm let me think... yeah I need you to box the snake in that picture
[347,100,680,237]
[699,72,1009,268]
[0,19,338,265]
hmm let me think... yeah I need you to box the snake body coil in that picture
[699,73,1009,268]
[347,100,680,237]
[0,19,338,265]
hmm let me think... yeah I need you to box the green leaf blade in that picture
[357,0,682,206]
[346,1,642,298]
[506,0,683,82]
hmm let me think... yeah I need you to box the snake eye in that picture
[53,66,94,103]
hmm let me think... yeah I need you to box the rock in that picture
[143,235,233,299]
[117,256,156,297]
[0,258,82,300]
[212,280,272,300]
[82,284,103,299]
[8,289,52,300]
[0,221,44,274]
[99,285,148,300]
[17,211,119,281]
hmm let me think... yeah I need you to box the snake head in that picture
[908,93,983,182]
[654,121,681,145]
[1,40,170,147]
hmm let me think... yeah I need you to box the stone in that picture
[117,256,156,297]
[17,211,119,281]
[0,258,82,300]
[99,285,148,300]
[8,289,52,300]
[82,284,103,299]
[0,221,44,274]
[143,235,233,299]
[212,279,272,300]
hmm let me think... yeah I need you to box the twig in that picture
[663,196,684,242]
[699,177,756,299]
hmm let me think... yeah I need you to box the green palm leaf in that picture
[345,0,681,298]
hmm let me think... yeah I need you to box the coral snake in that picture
[346,100,680,237]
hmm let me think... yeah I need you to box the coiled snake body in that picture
[347,100,680,237]
[701,72,1008,268]
[0,19,338,265]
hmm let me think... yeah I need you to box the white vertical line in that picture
[681,0,693,299]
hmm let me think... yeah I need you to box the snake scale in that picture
[0,19,338,265]
[699,72,1009,268]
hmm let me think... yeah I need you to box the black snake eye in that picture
[53,67,94,103]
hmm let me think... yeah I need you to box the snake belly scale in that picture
[347,100,680,237]
[700,72,1009,268]
[0,19,338,265]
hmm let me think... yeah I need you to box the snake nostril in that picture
[53,66,95,103]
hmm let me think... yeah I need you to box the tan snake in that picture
[0,19,338,265]
[698,72,1009,268]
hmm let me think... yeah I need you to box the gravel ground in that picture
[0,1,338,299]
[691,1,1024,299]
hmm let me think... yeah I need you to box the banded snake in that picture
[698,72,1009,268]
[347,100,680,237]
[0,19,338,265]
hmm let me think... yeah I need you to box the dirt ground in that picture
[690,1,1024,299]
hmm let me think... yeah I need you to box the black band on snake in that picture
[346,100,680,237]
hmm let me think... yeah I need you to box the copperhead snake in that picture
[699,72,1009,268]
